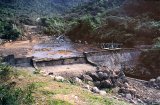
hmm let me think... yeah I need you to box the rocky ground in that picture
[41,65,160,105]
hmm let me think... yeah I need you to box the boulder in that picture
[92,87,100,93]
[50,75,56,78]
[149,79,157,87]
[89,73,100,81]
[81,75,93,82]
[125,93,132,100]
[156,76,160,83]
[99,90,107,96]
[150,79,156,83]
[83,84,91,90]
[94,81,101,87]
[74,77,83,84]
[100,80,113,88]
[124,82,130,88]
[48,72,54,75]
[97,72,109,80]
[54,76,65,82]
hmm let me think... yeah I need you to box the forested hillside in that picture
[67,0,160,47]
[0,0,90,40]
[0,0,90,18]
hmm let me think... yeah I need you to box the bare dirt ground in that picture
[0,40,35,57]
[40,64,97,77]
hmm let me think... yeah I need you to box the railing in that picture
[100,43,123,49]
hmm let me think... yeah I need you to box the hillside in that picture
[67,0,160,47]
[68,0,125,17]
[0,0,90,18]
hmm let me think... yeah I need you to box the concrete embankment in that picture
[3,49,141,70]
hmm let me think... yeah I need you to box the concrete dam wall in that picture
[3,49,141,70]
[85,49,141,70]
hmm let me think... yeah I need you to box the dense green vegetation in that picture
[0,19,21,40]
[69,0,124,17]
[0,64,35,105]
[0,0,89,18]
[39,14,103,35]
[39,17,77,35]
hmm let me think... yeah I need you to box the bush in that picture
[40,17,66,35]
[0,64,18,82]
[0,84,35,105]
[0,20,21,40]
[0,64,35,105]
[2,23,21,40]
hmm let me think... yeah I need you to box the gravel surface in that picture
[127,77,160,104]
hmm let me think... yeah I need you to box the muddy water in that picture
[32,36,82,60]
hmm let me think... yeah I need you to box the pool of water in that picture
[32,36,82,59]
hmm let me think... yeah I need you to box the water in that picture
[32,36,81,59]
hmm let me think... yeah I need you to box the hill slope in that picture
[0,0,90,18]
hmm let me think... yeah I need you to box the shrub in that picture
[2,23,21,40]
[40,17,66,35]
[0,63,35,105]
[0,20,21,40]
[0,83,35,105]
[0,64,18,82]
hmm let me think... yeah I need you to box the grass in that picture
[48,99,73,105]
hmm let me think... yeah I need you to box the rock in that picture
[88,81,94,86]
[48,72,54,75]
[83,84,90,90]
[124,82,130,88]
[137,99,144,103]
[18,75,25,80]
[54,76,65,82]
[127,88,136,95]
[99,90,107,96]
[42,73,48,77]
[149,79,157,87]
[150,79,156,83]
[125,93,132,100]
[119,87,136,95]
[119,87,129,94]
[130,99,137,104]
[119,93,125,97]
[97,72,108,80]
[100,80,113,88]
[81,75,93,82]
[92,87,100,93]
[156,76,160,83]
[112,87,120,94]
[50,75,56,78]
[89,73,100,81]
[94,81,101,87]
[74,77,83,84]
